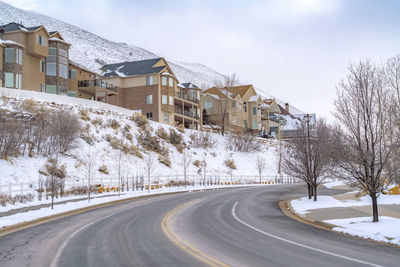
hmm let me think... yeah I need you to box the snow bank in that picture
[325,216,400,246]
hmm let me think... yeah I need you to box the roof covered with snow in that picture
[0,22,42,33]
[101,58,165,78]
[178,82,199,89]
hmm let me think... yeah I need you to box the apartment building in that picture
[100,58,178,126]
[175,82,202,129]
[202,84,262,133]
[0,23,50,91]
[260,98,282,137]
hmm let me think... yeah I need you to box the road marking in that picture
[231,202,383,267]
[161,200,230,267]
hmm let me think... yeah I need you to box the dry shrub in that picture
[132,114,149,129]
[92,118,103,127]
[193,160,201,168]
[0,193,35,207]
[80,110,90,121]
[136,129,162,153]
[159,153,171,167]
[177,123,185,133]
[156,127,168,140]
[189,131,216,149]
[99,164,109,174]
[168,129,183,145]
[20,99,39,114]
[64,185,97,196]
[125,132,133,142]
[108,119,120,130]
[224,159,237,170]
[167,180,193,187]
[125,145,143,159]
[226,133,259,152]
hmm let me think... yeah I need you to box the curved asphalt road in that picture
[0,185,399,267]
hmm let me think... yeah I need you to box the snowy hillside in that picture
[0,88,280,187]
[0,1,303,113]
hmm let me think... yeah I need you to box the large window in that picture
[162,95,167,104]
[36,35,47,46]
[69,69,77,79]
[48,47,57,55]
[59,64,68,79]
[164,113,169,123]
[161,76,168,86]
[204,101,213,109]
[169,96,173,106]
[46,62,56,76]
[146,76,153,85]
[252,120,257,129]
[4,72,14,88]
[16,49,23,65]
[146,112,153,120]
[5,48,14,63]
[146,95,153,104]
[253,107,257,115]
[59,56,68,65]
[15,74,22,89]
[59,48,68,57]
[168,77,173,87]
[46,85,57,94]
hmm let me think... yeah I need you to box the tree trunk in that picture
[307,183,312,199]
[370,193,379,222]
[313,184,317,201]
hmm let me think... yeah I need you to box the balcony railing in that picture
[78,79,118,93]
[175,109,200,120]
[175,91,199,104]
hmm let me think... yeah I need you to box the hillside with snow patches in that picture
[0,1,303,114]
[0,88,279,186]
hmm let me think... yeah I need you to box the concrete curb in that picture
[0,187,232,237]
[279,199,400,248]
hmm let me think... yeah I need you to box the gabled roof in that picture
[0,22,42,33]
[205,84,253,100]
[278,104,291,116]
[178,82,199,89]
[202,87,231,99]
[69,60,98,76]
[101,58,167,78]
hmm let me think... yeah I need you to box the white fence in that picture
[0,175,300,196]
[0,87,140,117]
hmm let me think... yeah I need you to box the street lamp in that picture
[304,114,313,199]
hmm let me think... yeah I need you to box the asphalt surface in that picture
[0,185,399,267]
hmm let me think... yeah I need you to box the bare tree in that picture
[143,152,156,193]
[255,155,266,184]
[214,73,238,135]
[332,60,400,222]
[112,144,125,197]
[42,157,66,209]
[224,153,237,185]
[81,146,98,202]
[282,119,332,201]
[182,147,192,188]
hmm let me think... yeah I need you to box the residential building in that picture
[0,40,4,86]
[175,82,202,129]
[260,98,282,137]
[202,84,262,133]
[0,22,50,91]
[100,58,178,126]
[68,61,117,103]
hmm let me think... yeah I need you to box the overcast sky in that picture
[3,0,400,120]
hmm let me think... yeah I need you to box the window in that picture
[232,116,237,125]
[68,91,77,97]
[252,120,257,129]
[232,100,236,108]
[40,84,45,92]
[59,48,68,57]
[16,49,23,65]
[146,76,153,85]
[36,35,47,46]
[168,77,173,87]
[146,95,152,104]
[69,69,77,79]
[46,62,56,76]
[253,107,257,115]
[5,72,14,88]
[162,95,167,104]
[243,102,247,112]
[204,101,213,109]
[46,55,56,62]
[190,90,195,99]
[59,56,68,65]
[48,47,57,55]
[39,61,45,72]
[161,76,168,86]
[164,113,169,123]
[169,96,173,106]
[59,64,68,79]
[46,85,57,94]
[243,120,248,129]
[59,87,67,95]
[16,74,22,89]
[5,48,14,63]
[146,112,153,120]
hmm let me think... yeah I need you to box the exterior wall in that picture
[0,45,3,86]
[27,29,49,58]
[46,41,69,94]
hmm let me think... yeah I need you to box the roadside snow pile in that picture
[323,180,346,189]
[325,216,400,246]
[291,195,400,215]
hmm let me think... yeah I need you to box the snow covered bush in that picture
[132,114,149,130]
[156,127,168,140]
[189,131,216,149]
[226,133,259,152]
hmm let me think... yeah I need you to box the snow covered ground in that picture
[291,195,400,215]
[323,180,346,189]
[325,216,400,246]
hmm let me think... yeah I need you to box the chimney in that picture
[285,103,289,113]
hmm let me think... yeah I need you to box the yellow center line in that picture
[161,200,230,267]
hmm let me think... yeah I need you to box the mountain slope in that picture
[0,1,303,113]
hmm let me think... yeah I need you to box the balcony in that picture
[175,91,200,104]
[78,79,118,93]
[175,108,200,120]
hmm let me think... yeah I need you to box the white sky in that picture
[3,0,400,120]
